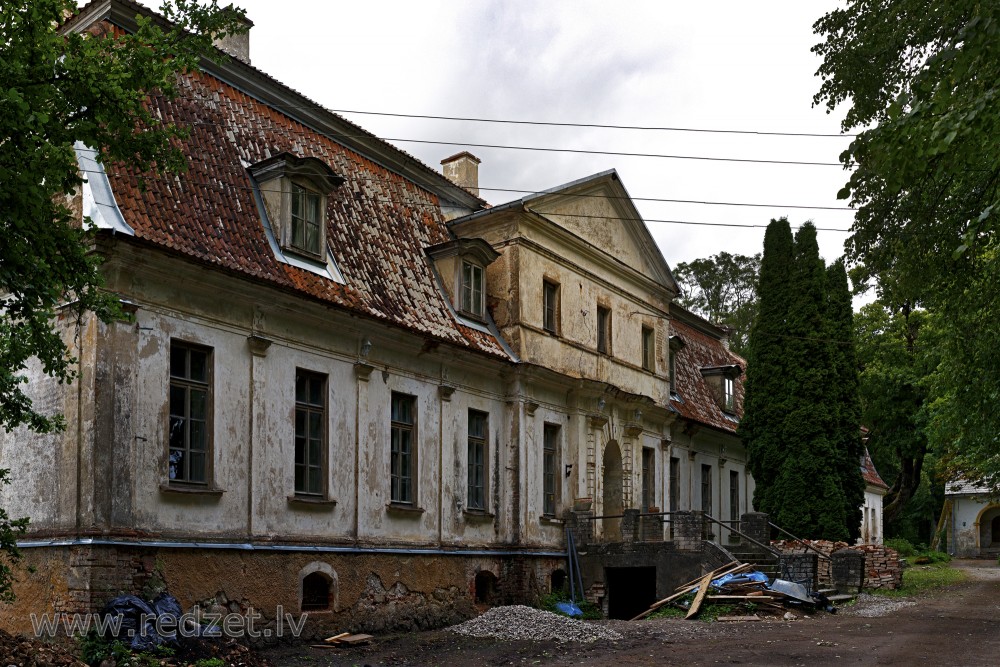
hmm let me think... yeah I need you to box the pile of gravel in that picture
[449,605,622,643]
[842,592,917,617]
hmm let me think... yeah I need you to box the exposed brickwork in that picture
[779,553,818,591]
[773,540,901,590]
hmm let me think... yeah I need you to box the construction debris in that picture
[319,632,374,647]
[632,560,842,622]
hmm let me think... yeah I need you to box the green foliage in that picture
[741,220,864,541]
[873,563,965,598]
[194,659,226,667]
[0,469,29,604]
[78,633,131,665]
[885,537,917,557]
[537,591,603,620]
[646,605,686,619]
[814,1,1000,488]
[672,251,761,356]
[0,0,245,605]
[0,0,246,433]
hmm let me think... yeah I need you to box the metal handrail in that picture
[704,514,778,557]
[768,521,832,561]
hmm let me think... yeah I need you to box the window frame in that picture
[460,260,486,319]
[701,464,713,516]
[542,280,560,334]
[729,470,740,523]
[542,423,561,516]
[390,392,417,505]
[289,181,325,258]
[596,305,612,355]
[294,369,328,498]
[641,325,655,371]
[467,409,489,511]
[168,340,213,485]
[723,376,736,413]
[641,447,656,511]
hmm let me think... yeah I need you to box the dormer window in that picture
[699,364,742,414]
[426,238,500,324]
[461,261,485,318]
[248,152,344,263]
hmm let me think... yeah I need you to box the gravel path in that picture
[448,605,623,643]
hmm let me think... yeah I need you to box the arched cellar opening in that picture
[301,572,331,611]
[475,570,498,604]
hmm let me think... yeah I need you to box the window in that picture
[729,470,740,523]
[390,393,416,504]
[669,457,680,538]
[295,370,327,496]
[597,305,611,354]
[641,448,655,511]
[543,280,559,333]
[461,261,485,318]
[723,377,735,412]
[701,464,713,515]
[290,183,323,256]
[642,326,655,371]
[542,423,560,516]
[467,410,488,510]
[668,335,684,395]
[168,342,211,484]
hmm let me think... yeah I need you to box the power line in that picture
[72,162,854,234]
[73,147,854,212]
[173,95,855,138]
[141,115,852,168]
[327,108,857,139]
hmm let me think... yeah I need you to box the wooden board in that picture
[716,616,762,622]
[338,633,374,644]
[685,573,714,620]
[324,632,351,644]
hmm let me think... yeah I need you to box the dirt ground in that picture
[262,559,1000,667]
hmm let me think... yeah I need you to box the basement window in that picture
[301,571,331,611]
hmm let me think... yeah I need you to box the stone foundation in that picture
[0,544,561,640]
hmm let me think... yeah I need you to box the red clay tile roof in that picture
[861,448,889,490]
[101,67,510,359]
[669,307,746,434]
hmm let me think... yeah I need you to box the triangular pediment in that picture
[522,171,678,294]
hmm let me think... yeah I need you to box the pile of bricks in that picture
[771,540,901,590]
[855,544,903,590]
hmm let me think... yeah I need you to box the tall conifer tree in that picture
[739,219,794,518]
[826,261,866,541]
[741,222,863,541]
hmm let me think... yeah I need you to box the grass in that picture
[874,562,967,598]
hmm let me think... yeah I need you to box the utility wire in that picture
[172,95,855,138]
[71,162,854,234]
[73,146,853,211]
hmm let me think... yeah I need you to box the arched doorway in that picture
[602,440,624,541]
[992,516,1000,547]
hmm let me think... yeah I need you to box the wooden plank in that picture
[716,616,762,622]
[324,632,351,644]
[706,595,780,601]
[685,573,714,620]
[672,561,742,593]
[338,634,374,644]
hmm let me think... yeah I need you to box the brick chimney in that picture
[441,151,481,197]
[213,12,254,65]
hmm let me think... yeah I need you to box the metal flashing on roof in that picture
[74,143,133,235]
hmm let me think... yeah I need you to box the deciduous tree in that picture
[814,0,1000,487]
[0,0,245,600]
[672,252,760,356]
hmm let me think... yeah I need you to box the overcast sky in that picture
[138,0,856,270]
